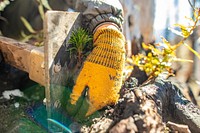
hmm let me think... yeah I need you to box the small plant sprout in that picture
[68,27,93,63]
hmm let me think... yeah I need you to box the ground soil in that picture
[0,62,47,132]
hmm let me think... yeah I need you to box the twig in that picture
[188,0,196,11]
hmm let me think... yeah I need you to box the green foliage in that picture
[130,7,200,80]
[37,0,52,21]
[20,0,52,46]
[21,17,37,34]
[132,40,192,78]
[68,27,93,63]
[39,0,52,10]
[168,8,200,59]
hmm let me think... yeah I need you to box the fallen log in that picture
[80,77,200,133]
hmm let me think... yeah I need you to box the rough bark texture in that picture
[80,77,200,133]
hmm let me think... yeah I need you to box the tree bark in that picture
[80,77,200,133]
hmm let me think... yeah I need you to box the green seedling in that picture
[68,27,93,64]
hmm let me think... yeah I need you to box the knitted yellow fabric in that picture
[70,27,125,116]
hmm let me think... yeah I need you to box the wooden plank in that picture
[0,36,35,72]
[44,10,81,104]
[0,36,45,85]
[29,46,45,85]
[44,11,82,131]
